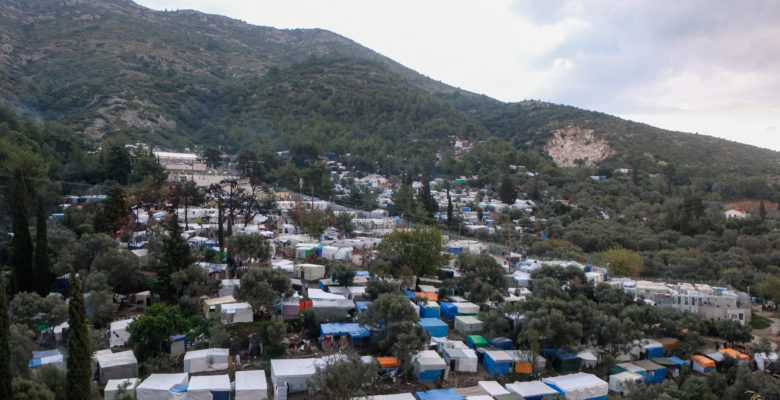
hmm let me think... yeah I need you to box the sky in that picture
[135,0,780,151]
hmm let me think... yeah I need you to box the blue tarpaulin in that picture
[405,290,417,298]
[355,271,370,278]
[415,388,466,400]
[489,337,513,350]
[484,351,512,375]
[667,356,689,367]
[418,318,448,337]
[417,369,443,382]
[440,302,458,320]
[420,303,440,318]
[320,323,371,346]
[356,301,371,312]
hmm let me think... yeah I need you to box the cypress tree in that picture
[11,169,34,294]
[759,200,767,221]
[446,189,453,223]
[33,196,51,296]
[498,175,517,205]
[66,268,91,400]
[0,282,11,398]
[217,199,225,251]
[159,215,194,296]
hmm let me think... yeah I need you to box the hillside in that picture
[0,0,777,180]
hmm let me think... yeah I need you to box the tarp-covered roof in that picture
[505,381,558,397]
[415,388,466,400]
[320,323,370,338]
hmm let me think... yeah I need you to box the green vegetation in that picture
[750,315,772,330]
[0,282,12,398]
[65,269,90,400]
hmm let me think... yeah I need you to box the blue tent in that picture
[420,303,441,318]
[320,323,371,346]
[440,302,458,321]
[405,290,417,299]
[415,388,466,400]
[666,356,690,368]
[355,301,371,313]
[418,318,448,338]
[355,270,370,279]
[489,337,513,350]
[483,350,513,374]
[634,360,666,384]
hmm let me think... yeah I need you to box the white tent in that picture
[308,288,347,300]
[456,302,480,314]
[270,358,319,394]
[183,348,230,374]
[219,302,253,324]
[542,373,608,400]
[104,378,142,400]
[609,371,643,395]
[94,350,138,384]
[188,374,231,400]
[29,349,65,372]
[505,381,559,399]
[218,279,241,297]
[235,370,268,400]
[616,362,645,375]
[454,315,483,335]
[577,350,598,368]
[478,381,510,396]
[53,321,69,343]
[412,350,447,380]
[110,319,134,348]
[443,347,478,372]
[272,258,295,274]
[137,373,189,400]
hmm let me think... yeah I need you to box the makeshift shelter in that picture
[466,335,489,349]
[418,318,448,338]
[319,323,371,347]
[478,381,511,397]
[311,299,355,318]
[187,375,231,400]
[666,356,689,369]
[377,357,401,372]
[348,286,367,300]
[104,378,142,400]
[443,347,478,372]
[455,385,491,398]
[489,337,513,350]
[547,349,582,372]
[167,334,186,356]
[608,371,643,395]
[483,350,513,375]
[218,279,240,297]
[412,350,447,382]
[235,370,268,400]
[28,349,65,372]
[270,358,318,394]
[577,351,598,369]
[356,301,371,313]
[651,357,680,377]
[294,263,326,280]
[183,348,230,374]
[94,350,138,384]
[505,381,559,400]
[352,394,415,400]
[203,296,237,319]
[136,373,189,400]
[631,339,664,359]
[720,348,750,364]
[110,319,134,348]
[542,373,608,400]
[415,388,465,400]
[691,355,716,374]
[454,316,483,335]
[493,393,525,400]
[441,301,479,320]
[613,362,646,377]
[219,302,253,324]
[633,360,665,384]
[654,337,679,352]
[506,350,545,374]
[420,302,441,318]
[309,288,347,300]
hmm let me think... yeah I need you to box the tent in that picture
[483,350,513,375]
[720,348,750,364]
[443,347,478,372]
[665,356,689,369]
[506,350,545,374]
[547,349,582,372]
[478,381,511,397]
[183,348,230,374]
[654,337,680,352]
[348,286,367,300]
[356,301,371,313]
[294,263,326,280]
[137,373,189,400]
[235,370,267,400]
[319,323,371,346]
[505,381,559,400]
[466,335,489,349]
[219,302,253,324]
[420,302,441,318]
[415,388,466,400]
[105,378,142,400]
[351,394,415,400]
[651,357,680,377]
[542,372,608,400]
[631,339,664,359]
[577,351,598,369]
[441,302,479,321]
[188,375,231,400]
[94,350,138,384]
[613,362,645,377]
[167,334,187,356]
[203,296,237,319]
[29,349,65,372]
[270,358,319,394]
[454,316,483,335]
[412,350,447,382]
[309,288,347,300]
[608,371,642,395]
[218,279,240,297]
[418,318,448,338]
[633,360,665,384]
[377,357,402,372]
[440,302,458,321]
[691,355,716,374]
[110,319,134,348]
[489,337,513,350]
[311,299,355,318]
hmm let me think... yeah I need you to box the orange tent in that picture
[719,348,749,361]
[514,361,533,374]
[691,355,715,368]
[377,357,401,369]
[415,292,438,302]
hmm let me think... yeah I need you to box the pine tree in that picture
[446,189,453,223]
[498,175,517,205]
[159,215,195,296]
[759,200,767,221]
[66,268,91,400]
[417,176,437,218]
[11,169,34,294]
[33,197,51,296]
[0,282,12,399]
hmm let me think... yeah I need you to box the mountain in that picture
[1,0,777,181]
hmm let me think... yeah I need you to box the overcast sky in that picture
[135,0,780,151]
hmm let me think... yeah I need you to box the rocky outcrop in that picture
[544,126,615,167]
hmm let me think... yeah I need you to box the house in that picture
[235,370,268,400]
[724,208,748,219]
